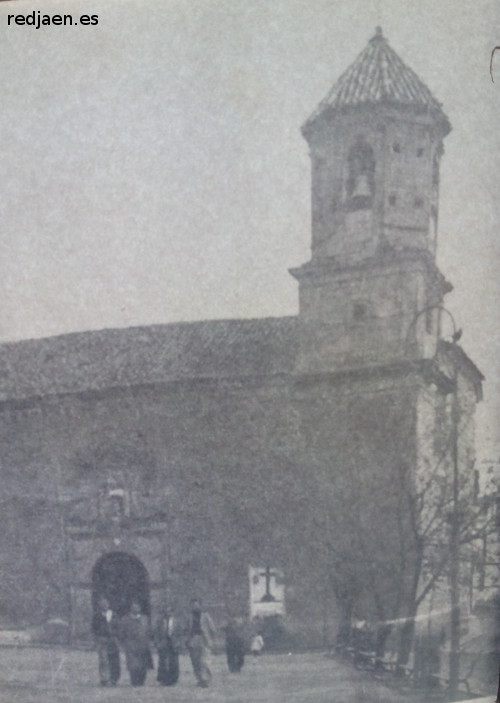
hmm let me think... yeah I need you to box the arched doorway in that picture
[92,552,150,617]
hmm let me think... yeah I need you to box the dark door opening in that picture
[92,552,150,617]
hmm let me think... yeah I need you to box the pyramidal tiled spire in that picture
[304,28,450,133]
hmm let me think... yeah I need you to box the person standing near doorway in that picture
[91,596,121,687]
[120,601,154,686]
[250,631,265,657]
[154,604,183,686]
[187,598,217,688]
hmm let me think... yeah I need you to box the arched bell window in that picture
[346,141,375,211]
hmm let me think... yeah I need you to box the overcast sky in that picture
[0,0,499,461]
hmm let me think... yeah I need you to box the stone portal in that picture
[92,551,150,616]
[65,480,169,640]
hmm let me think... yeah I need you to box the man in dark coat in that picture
[120,601,153,686]
[154,604,183,686]
[91,596,121,687]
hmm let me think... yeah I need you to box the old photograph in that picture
[0,1,498,701]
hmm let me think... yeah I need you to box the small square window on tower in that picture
[388,194,397,206]
[353,302,369,321]
[416,147,424,157]
[392,142,401,153]
[414,196,424,208]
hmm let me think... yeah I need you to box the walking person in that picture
[120,601,154,686]
[224,616,246,673]
[187,598,217,688]
[154,604,183,686]
[91,596,121,687]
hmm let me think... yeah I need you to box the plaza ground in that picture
[0,646,489,703]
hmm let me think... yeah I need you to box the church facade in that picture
[0,30,482,645]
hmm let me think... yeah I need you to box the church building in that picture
[0,29,482,646]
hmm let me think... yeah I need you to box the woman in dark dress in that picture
[120,601,153,686]
[224,617,246,673]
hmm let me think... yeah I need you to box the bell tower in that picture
[291,28,453,373]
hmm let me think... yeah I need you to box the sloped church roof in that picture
[0,318,298,401]
[304,27,450,133]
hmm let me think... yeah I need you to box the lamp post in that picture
[407,304,462,698]
[432,306,461,700]
[447,319,461,701]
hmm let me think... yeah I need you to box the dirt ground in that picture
[0,647,436,703]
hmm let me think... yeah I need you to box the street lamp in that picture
[443,311,461,701]
[407,304,462,698]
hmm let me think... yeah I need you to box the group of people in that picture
[91,596,264,688]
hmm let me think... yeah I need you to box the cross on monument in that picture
[260,566,278,602]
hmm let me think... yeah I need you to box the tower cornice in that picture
[290,247,453,298]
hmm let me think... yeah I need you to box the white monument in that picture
[248,565,285,618]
